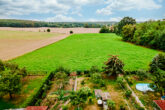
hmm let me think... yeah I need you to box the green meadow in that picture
[11,33,160,72]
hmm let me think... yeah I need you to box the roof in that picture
[26,106,48,110]
[154,100,165,110]
[101,92,111,101]
[94,89,102,96]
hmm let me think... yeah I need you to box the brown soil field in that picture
[0,28,100,61]
[0,27,100,34]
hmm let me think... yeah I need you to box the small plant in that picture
[120,104,126,110]
[136,69,149,80]
[70,30,73,34]
[47,28,50,32]
[62,105,69,110]
[81,80,85,85]
[107,99,115,110]
[125,90,132,98]
[99,26,110,33]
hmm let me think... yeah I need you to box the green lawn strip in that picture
[0,99,15,110]
[11,33,160,72]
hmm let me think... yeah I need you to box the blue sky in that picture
[0,0,164,22]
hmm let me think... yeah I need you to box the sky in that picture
[0,0,165,22]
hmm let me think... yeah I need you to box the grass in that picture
[0,30,60,40]
[0,76,44,109]
[11,33,160,72]
[0,99,15,110]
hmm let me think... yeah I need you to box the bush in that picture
[104,55,124,77]
[62,105,69,110]
[149,53,165,73]
[99,26,110,33]
[107,100,115,110]
[70,30,73,34]
[136,69,149,80]
[89,66,100,73]
[122,24,136,42]
[125,90,132,98]
[120,104,126,110]
[125,76,134,85]
[47,28,50,32]
[117,16,136,35]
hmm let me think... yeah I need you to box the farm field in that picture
[0,30,67,60]
[11,33,160,72]
[0,27,100,34]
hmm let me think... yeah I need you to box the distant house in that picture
[94,89,111,110]
[153,100,165,110]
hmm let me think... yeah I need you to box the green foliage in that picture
[136,69,149,80]
[122,24,136,41]
[70,30,73,34]
[123,20,165,51]
[47,28,50,32]
[125,76,134,85]
[107,99,115,110]
[53,66,70,76]
[117,76,126,89]
[120,104,126,110]
[0,19,115,28]
[54,72,69,89]
[91,73,105,87]
[0,70,21,99]
[149,53,165,73]
[104,55,124,77]
[99,26,110,33]
[11,33,159,72]
[125,90,132,98]
[20,72,54,107]
[89,66,100,73]
[69,87,92,107]
[117,17,136,35]
[62,105,69,110]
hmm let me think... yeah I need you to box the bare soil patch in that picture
[0,27,100,34]
[0,33,68,60]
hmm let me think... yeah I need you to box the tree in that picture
[0,70,21,99]
[47,28,50,32]
[149,54,165,95]
[69,87,92,109]
[99,26,110,33]
[122,24,136,42]
[107,99,115,110]
[104,55,124,77]
[117,17,136,35]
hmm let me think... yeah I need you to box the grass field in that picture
[11,33,160,72]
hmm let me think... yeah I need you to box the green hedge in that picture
[20,72,54,107]
[121,20,165,51]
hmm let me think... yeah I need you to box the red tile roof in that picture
[154,100,165,110]
[26,106,48,110]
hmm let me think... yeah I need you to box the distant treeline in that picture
[0,19,117,28]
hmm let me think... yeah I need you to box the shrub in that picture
[81,80,85,85]
[122,24,136,42]
[62,105,69,110]
[89,66,100,73]
[125,76,134,85]
[53,66,70,76]
[70,30,73,34]
[107,99,115,110]
[47,28,50,32]
[99,26,110,33]
[136,69,149,80]
[149,53,165,73]
[125,90,132,98]
[120,104,126,110]
[104,55,124,77]
[117,16,136,35]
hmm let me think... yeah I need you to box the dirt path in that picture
[125,81,146,110]
[0,34,69,61]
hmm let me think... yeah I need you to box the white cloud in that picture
[0,0,101,18]
[45,15,75,22]
[97,0,162,15]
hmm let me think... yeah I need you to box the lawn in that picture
[11,33,160,72]
[0,76,44,110]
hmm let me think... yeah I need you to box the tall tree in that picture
[117,17,136,35]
